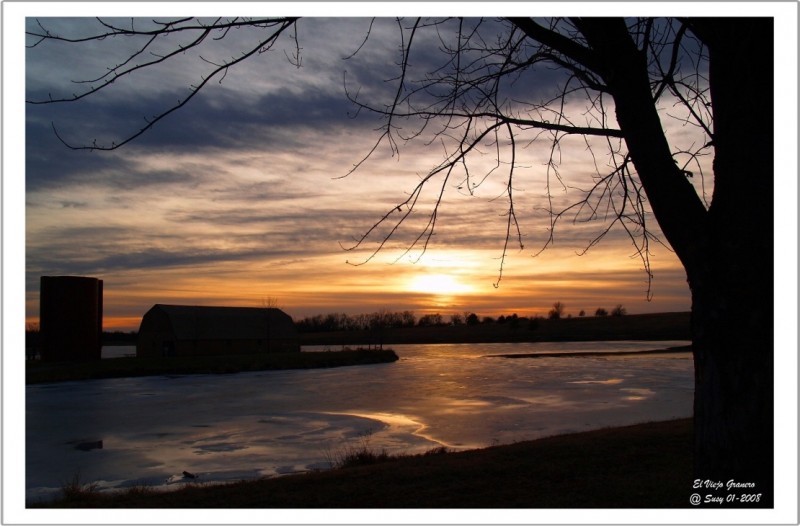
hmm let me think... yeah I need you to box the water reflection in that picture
[27,341,693,502]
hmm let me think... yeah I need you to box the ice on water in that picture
[26,341,693,502]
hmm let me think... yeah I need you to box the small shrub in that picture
[329,430,393,469]
[337,447,391,467]
[124,485,156,497]
[60,473,99,500]
[595,307,609,317]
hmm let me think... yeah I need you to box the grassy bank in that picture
[26,349,398,384]
[35,418,694,508]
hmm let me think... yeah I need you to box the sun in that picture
[408,273,474,296]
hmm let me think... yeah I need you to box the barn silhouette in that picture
[137,304,299,358]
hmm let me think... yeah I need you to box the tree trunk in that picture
[578,18,774,506]
[691,248,774,507]
[688,17,774,506]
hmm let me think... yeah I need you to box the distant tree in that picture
[261,297,281,309]
[352,313,371,331]
[418,313,444,327]
[324,313,343,331]
[611,304,627,317]
[450,313,464,326]
[465,313,480,326]
[28,16,776,500]
[595,307,609,317]
[548,302,565,320]
[368,309,394,350]
[578,310,586,317]
[297,312,355,332]
[383,311,401,328]
[400,311,416,328]
[481,316,495,324]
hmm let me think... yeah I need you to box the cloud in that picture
[25,18,398,148]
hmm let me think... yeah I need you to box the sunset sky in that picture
[13,5,794,332]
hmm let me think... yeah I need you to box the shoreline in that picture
[489,344,692,359]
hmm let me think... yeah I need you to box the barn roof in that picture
[147,304,296,341]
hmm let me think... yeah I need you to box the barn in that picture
[136,304,299,358]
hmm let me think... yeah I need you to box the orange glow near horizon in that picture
[24,243,691,333]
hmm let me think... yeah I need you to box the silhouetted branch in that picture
[27,17,299,151]
[339,17,713,290]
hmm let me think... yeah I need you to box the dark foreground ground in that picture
[36,418,694,508]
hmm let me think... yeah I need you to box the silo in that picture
[39,276,103,361]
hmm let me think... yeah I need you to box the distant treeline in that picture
[294,308,621,333]
[25,307,629,340]
[296,310,504,333]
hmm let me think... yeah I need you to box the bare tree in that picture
[548,301,565,320]
[261,297,281,309]
[26,16,775,502]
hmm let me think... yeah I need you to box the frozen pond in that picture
[26,341,693,503]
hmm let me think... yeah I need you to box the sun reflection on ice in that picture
[620,388,656,401]
[323,411,458,450]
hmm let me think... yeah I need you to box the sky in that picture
[11,6,791,331]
